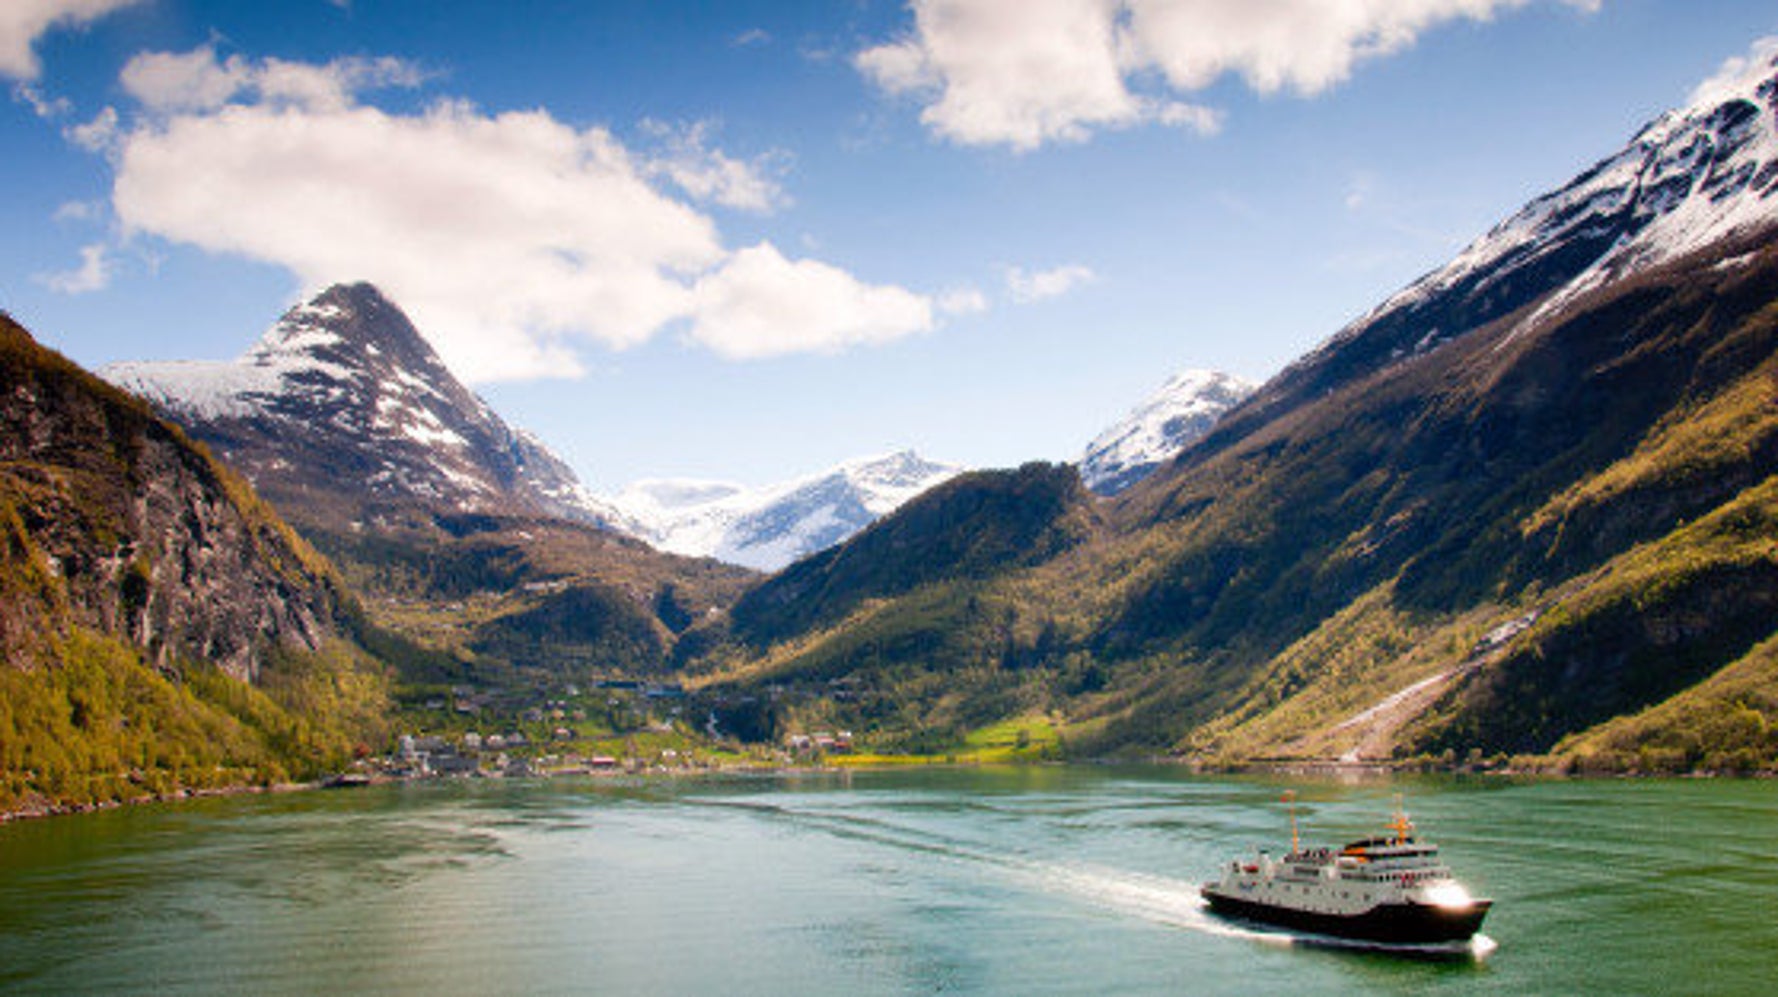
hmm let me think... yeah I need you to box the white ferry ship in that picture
[1201,796,1492,945]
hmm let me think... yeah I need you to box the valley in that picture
[7,28,1778,819]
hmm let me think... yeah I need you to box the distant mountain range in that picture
[609,452,964,571]
[103,287,972,572]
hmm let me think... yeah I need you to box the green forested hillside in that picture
[693,240,1778,772]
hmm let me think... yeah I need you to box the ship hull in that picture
[1201,888,1491,944]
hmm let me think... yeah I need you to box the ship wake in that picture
[693,795,1494,960]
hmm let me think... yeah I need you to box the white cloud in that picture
[690,242,935,359]
[115,99,721,380]
[121,46,426,113]
[120,46,247,111]
[0,0,139,81]
[102,48,938,379]
[1123,0,1544,96]
[1689,36,1778,109]
[858,0,1219,150]
[1006,264,1096,302]
[64,103,116,150]
[35,242,112,294]
[641,119,787,213]
[859,0,1592,149]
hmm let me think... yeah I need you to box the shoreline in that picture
[8,755,1772,825]
[0,779,318,826]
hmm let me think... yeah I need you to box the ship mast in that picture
[1389,793,1414,844]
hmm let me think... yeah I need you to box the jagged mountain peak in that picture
[102,282,612,530]
[248,282,455,385]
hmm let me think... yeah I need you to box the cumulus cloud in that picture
[690,242,935,359]
[859,0,1593,149]
[1006,263,1096,302]
[0,0,140,81]
[858,0,1219,150]
[101,47,940,380]
[857,0,1137,148]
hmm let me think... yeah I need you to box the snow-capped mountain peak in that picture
[102,282,616,528]
[1080,369,1257,495]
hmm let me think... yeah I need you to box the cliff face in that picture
[2,313,345,681]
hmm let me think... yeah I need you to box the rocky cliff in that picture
[2,312,389,815]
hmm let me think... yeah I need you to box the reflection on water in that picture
[2,770,1773,996]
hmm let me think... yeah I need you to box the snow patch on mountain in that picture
[610,451,964,571]
[1349,42,1778,366]
[1079,369,1257,495]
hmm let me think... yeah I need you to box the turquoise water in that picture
[1,768,1773,995]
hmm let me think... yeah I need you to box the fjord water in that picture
[1,770,1772,996]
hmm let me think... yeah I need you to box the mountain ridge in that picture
[1208,49,1778,464]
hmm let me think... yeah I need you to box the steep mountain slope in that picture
[612,451,964,571]
[1210,48,1778,458]
[1079,370,1255,495]
[1118,235,1778,760]
[694,47,1778,770]
[104,284,755,686]
[1,313,391,814]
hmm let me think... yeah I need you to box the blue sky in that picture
[3,1,1775,490]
